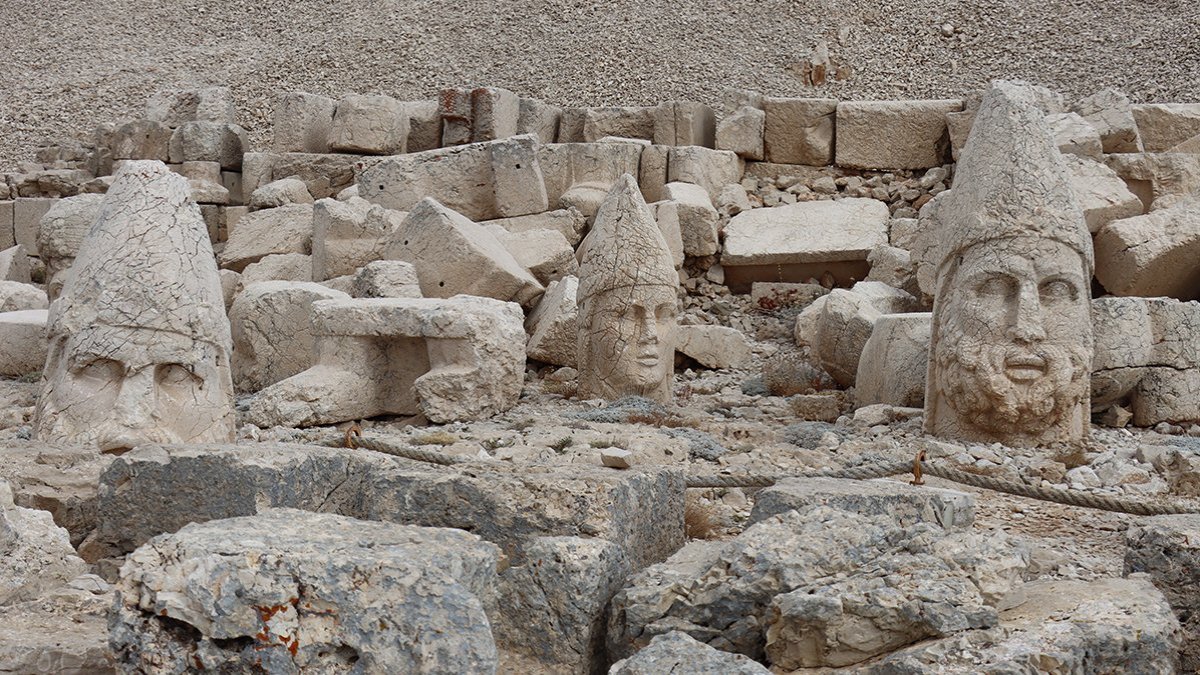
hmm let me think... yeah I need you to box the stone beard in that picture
[577,283,677,403]
[927,238,1092,446]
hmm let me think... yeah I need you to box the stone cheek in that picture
[925,239,1093,446]
[577,285,677,404]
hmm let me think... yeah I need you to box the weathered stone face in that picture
[929,238,1092,445]
[576,174,679,403]
[33,161,235,452]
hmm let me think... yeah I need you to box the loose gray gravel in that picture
[2,0,1198,169]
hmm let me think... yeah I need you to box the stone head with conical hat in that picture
[576,174,679,403]
[923,81,1094,447]
[34,160,235,452]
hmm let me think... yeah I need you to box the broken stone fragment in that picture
[310,196,402,281]
[1046,111,1103,159]
[525,275,578,368]
[328,93,409,155]
[653,101,716,147]
[145,86,234,127]
[609,631,770,674]
[0,478,88,606]
[351,260,421,299]
[836,100,962,170]
[110,508,500,673]
[675,324,752,369]
[271,91,337,153]
[667,146,743,201]
[795,281,919,387]
[1131,103,1200,152]
[218,202,315,272]
[0,310,48,377]
[516,96,561,144]
[716,105,765,161]
[1063,154,1143,233]
[0,281,47,312]
[168,121,246,170]
[750,477,974,529]
[248,176,314,210]
[0,245,31,283]
[485,225,577,285]
[1070,88,1143,153]
[110,119,172,161]
[1094,192,1200,300]
[1125,514,1200,671]
[763,97,836,165]
[662,181,719,256]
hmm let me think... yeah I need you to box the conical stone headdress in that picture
[925,80,1093,276]
[48,160,230,350]
[577,174,678,304]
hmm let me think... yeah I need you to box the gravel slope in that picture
[1,0,1198,168]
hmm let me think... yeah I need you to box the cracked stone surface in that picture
[33,160,235,452]
[34,193,105,302]
[1094,192,1200,301]
[921,81,1093,447]
[0,478,87,606]
[576,174,679,404]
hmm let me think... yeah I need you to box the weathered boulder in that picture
[763,97,836,165]
[36,193,105,300]
[247,176,313,210]
[675,325,752,369]
[517,97,561,143]
[1125,514,1200,671]
[1095,193,1200,300]
[609,632,770,675]
[749,477,973,529]
[218,203,314,271]
[855,312,931,408]
[271,91,337,153]
[229,281,350,392]
[310,196,402,280]
[351,259,421,298]
[1064,154,1144,232]
[110,509,500,674]
[110,120,171,161]
[716,105,765,161]
[1132,103,1200,152]
[0,479,87,606]
[836,100,962,170]
[381,198,542,306]
[525,275,578,367]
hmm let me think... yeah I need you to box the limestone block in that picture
[496,536,631,674]
[763,97,836,165]
[582,106,655,142]
[836,100,962,170]
[1125,514,1200,670]
[0,245,31,282]
[403,99,442,152]
[0,584,112,673]
[247,176,313,210]
[271,91,336,153]
[1046,111,1103,159]
[1063,154,1143,233]
[517,97,561,144]
[609,632,770,675]
[486,225,577,285]
[750,476,972,529]
[217,203,314,271]
[716,105,765,161]
[653,101,716,147]
[525,275,578,367]
[662,181,719,256]
[653,201,686,268]
[382,198,543,307]
[667,146,744,201]
[795,282,919,387]
[311,196,402,280]
[110,509,500,673]
[0,201,13,250]
[176,159,221,184]
[92,443,685,571]
[0,309,46,376]
[723,197,889,269]
[239,151,272,198]
[490,133,549,217]
[35,194,102,295]
[329,94,409,155]
[247,296,526,424]
[145,86,234,127]
[482,208,586,247]
[439,86,474,146]
[639,144,670,202]
[351,260,421,298]
[0,478,87,605]
[0,444,114,550]
[237,252,313,291]
[219,269,239,309]
[537,142,643,212]
[555,108,586,142]
[608,506,1026,661]
[1071,88,1143,153]
[864,244,920,297]
[1133,367,1200,425]
[1132,103,1200,152]
[168,121,246,170]
[855,312,931,408]
[0,281,47,312]
[111,120,172,161]
[675,325,751,369]
[229,281,349,392]
[188,179,229,205]
[1095,193,1200,300]
[260,152,379,199]
[1104,152,1200,209]
[859,578,1179,673]
[13,197,55,250]
[471,86,520,142]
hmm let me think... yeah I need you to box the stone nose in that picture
[109,368,159,429]
[1009,282,1047,344]
[637,310,659,345]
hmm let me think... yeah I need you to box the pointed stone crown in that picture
[49,160,230,348]
[577,174,678,304]
[927,80,1093,275]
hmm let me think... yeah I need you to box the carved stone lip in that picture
[635,348,660,367]
[1004,353,1046,381]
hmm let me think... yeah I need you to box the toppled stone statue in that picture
[576,174,679,403]
[921,82,1093,447]
[34,161,235,452]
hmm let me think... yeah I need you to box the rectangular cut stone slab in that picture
[13,198,55,250]
[1132,103,1200,152]
[0,309,48,376]
[716,105,766,161]
[482,208,586,247]
[404,100,442,152]
[582,107,655,142]
[662,181,719,256]
[329,94,409,155]
[91,443,685,570]
[763,97,836,165]
[749,477,974,529]
[244,152,382,200]
[517,97,561,144]
[667,146,744,201]
[272,91,336,153]
[1063,154,1143,233]
[1094,194,1200,300]
[537,143,643,211]
[0,201,14,249]
[639,144,670,203]
[653,101,716,147]
[836,100,962,170]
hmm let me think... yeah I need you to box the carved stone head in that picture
[34,161,235,452]
[576,175,679,403]
[923,82,1094,446]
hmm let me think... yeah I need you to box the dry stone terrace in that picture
[1,79,1200,673]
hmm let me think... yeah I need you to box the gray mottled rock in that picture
[845,578,1180,674]
[0,478,87,606]
[749,477,974,529]
[110,508,499,674]
[1125,514,1200,671]
[609,631,769,674]
[497,536,631,674]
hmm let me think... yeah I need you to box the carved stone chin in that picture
[33,161,235,452]
[576,174,679,404]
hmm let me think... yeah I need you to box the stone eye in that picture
[976,275,1015,299]
[75,358,123,382]
[1039,278,1076,302]
[156,363,200,389]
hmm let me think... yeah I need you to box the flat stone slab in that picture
[749,476,974,529]
[722,198,889,267]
